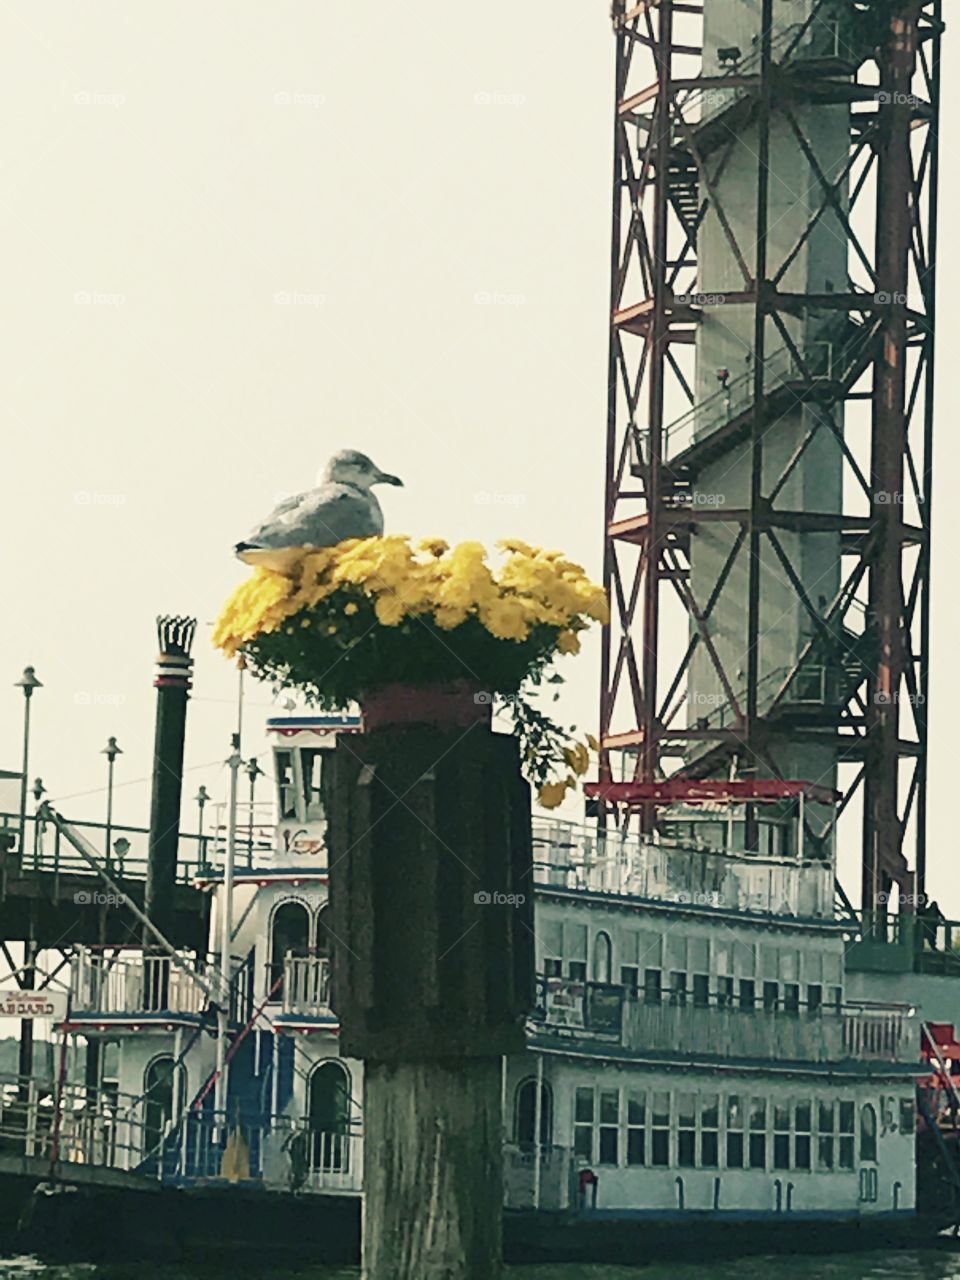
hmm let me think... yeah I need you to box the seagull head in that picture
[322,449,403,491]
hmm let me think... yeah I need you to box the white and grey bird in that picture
[235,449,403,571]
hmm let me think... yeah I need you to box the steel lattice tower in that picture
[595,0,942,913]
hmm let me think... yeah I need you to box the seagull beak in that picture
[375,471,404,487]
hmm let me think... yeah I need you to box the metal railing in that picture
[503,1142,575,1211]
[530,980,919,1065]
[1,810,213,882]
[531,817,833,919]
[653,342,836,461]
[70,947,210,1016]
[280,955,332,1016]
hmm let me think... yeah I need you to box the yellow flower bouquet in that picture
[213,535,608,800]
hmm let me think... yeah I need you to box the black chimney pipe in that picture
[144,616,196,944]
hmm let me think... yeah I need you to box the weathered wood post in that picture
[328,684,534,1279]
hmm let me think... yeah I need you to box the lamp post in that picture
[14,667,42,855]
[244,757,264,867]
[14,668,41,1097]
[195,786,210,868]
[101,737,122,867]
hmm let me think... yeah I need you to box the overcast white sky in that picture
[0,2,956,913]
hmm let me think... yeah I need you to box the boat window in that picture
[806,984,822,1014]
[143,1054,184,1162]
[677,1092,695,1168]
[568,960,587,982]
[794,1101,812,1170]
[651,1092,670,1167]
[700,1094,719,1168]
[308,1061,352,1175]
[515,1078,552,1150]
[598,1090,619,1165]
[762,980,779,1012]
[270,900,311,994]
[716,976,734,1008]
[692,974,709,1008]
[669,972,687,1007]
[643,968,662,1005]
[726,1096,744,1168]
[275,751,299,820]
[620,965,639,995]
[773,1102,790,1170]
[899,1097,915,1135]
[315,904,334,966]
[301,748,326,821]
[783,983,800,1015]
[748,1098,766,1169]
[859,1103,878,1163]
[627,1092,646,1166]
[739,978,756,1010]
[818,1101,835,1170]
[839,1100,855,1169]
[592,932,612,984]
[544,957,562,978]
[573,1087,594,1161]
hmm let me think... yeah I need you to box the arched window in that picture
[143,1054,184,1159]
[316,904,333,960]
[270,900,311,994]
[592,931,612,984]
[860,1103,878,1163]
[308,1061,352,1173]
[515,1078,552,1150]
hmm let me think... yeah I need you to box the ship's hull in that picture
[11,1175,957,1268]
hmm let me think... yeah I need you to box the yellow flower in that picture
[375,594,406,626]
[557,630,580,655]
[479,597,532,641]
[418,538,448,557]
[344,601,359,616]
[538,780,569,809]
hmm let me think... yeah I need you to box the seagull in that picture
[235,449,403,571]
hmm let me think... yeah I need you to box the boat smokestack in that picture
[145,615,197,941]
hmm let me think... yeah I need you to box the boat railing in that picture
[529,978,919,1065]
[502,1142,575,1211]
[278,954,333,1016]
[0,1070,156,1173]
[530,817,833,919]
[70,946,211,1017]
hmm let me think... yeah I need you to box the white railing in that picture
[503,1143,574,1211]
[281,955,332,1016]
[303,1128,362,1191]
[533,992,918,1066]
[71,947,208,1016]
[531,818,833,919]
[843,1003,912,1062]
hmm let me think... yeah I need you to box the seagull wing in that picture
[235,482,383,563]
